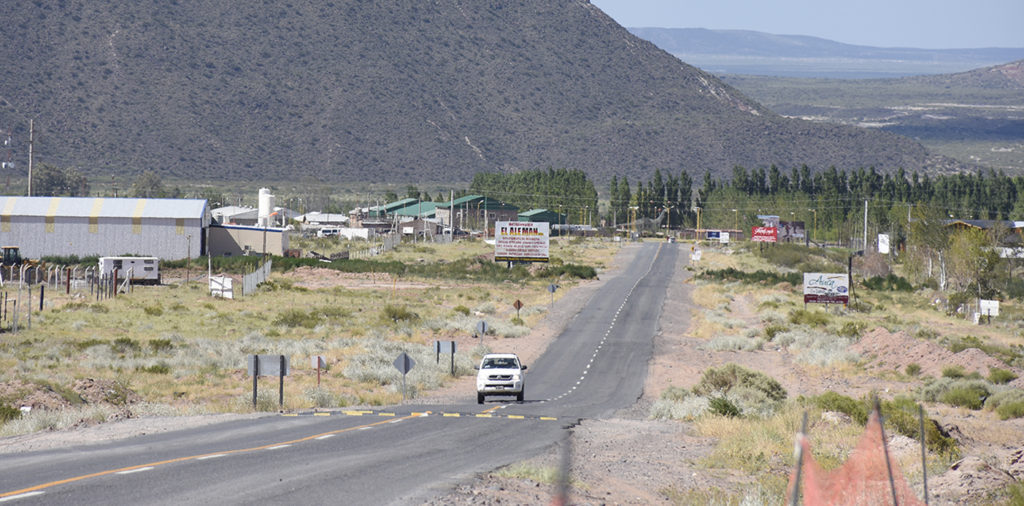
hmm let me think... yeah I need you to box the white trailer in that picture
[98,256,161,284]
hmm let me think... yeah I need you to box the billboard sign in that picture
[494,221,550,262]
[779,221,805,241]
[707,230,721,239]
[752,226,778,243]
[803,273,849,304]
[720,232,730,244]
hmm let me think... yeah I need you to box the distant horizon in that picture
[621,27,1024,50]
[591,0,1024,50]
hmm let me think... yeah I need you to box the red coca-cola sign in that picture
[751,226,777,243]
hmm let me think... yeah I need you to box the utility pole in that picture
[27,119,34,197]
[863,199,868,252]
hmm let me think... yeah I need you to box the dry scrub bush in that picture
[704,334,764,352]
[0,404,116,437]
[773,329,859,366]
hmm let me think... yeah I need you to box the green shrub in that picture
[988,368,1018,385]
[661,386,690,401]
[882,397,959,458]
[788,309,830,327]
[148,339,174,353]
[862,274,913,292]
[764,324,787,340]
[381,304,419,323]
[273,309,320,328]
[693,363,787,402]
[941,365,966,379]
[137,362,171,375]
[947,336,1022,366]
[143,304,164,316]
[984,390,1024,420]
[0,403,20,422]
[510,317,524,326]
[837,321,866,338]
[939,386,988,410]
[709,396,740,418]
[995,401,1024,420]
[905,363,922,376]
[111,337,141,355]
[699,268,801,286]
[74,338,107,351]
[536,263,597,279]
[810,391,868,424]
[453,305,471,316]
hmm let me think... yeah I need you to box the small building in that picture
[208,224,288,257]
[297,212,349,227]
[0,196,209,260]
[518,209,566,225]
[944,219,1024,244]
[212,205,258,226]
[393,201,439,220]
[435,195,518,231]
[399,218,443,238]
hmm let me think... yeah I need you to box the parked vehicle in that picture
[475,353,526,404]
[98,256,160,284]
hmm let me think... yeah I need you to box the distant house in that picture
[297,212,349,227]
[518,208,565,225]
[212,205,258,226]
[349,198,419,229]
[944,219,1024,244]
[434,195,518,231]
[392,201,439,220]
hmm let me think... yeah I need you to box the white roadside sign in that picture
[494,221,550,262]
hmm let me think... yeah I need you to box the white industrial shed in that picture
[0,196,210,260]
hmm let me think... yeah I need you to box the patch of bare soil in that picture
[283,266,443,290]
[850,328,1024,388]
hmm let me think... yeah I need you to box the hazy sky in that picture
[590,0,1024,49]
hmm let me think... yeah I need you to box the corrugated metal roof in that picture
[393,201,439,217]
[434,195,484,209]
[519,208,550,217]
[0,196,207,218]
[370,198,419,213]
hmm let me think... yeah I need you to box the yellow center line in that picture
[0,411,430,499]
[480,405,504,414]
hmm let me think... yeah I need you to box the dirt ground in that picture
[3,244,1023,505]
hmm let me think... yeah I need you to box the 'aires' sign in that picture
[751,226,778,243]
[494,221,550,262]
[803,273,849,305]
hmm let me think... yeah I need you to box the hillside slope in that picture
[0,0,934,184]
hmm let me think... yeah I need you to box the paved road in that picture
[0,242,679,505]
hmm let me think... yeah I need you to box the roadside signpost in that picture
[475,320,488,338]
[248,354,290,410]
[513,299,523,319]
[393,352,416,402]
[311,355,326,388]
[548,283,558,308]
[434,341,456,375]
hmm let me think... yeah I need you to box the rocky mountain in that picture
[0,0,939,185]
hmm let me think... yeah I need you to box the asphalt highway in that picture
[0,242,679,505]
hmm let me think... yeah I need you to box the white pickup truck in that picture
[475,353,527,404]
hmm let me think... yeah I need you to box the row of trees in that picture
[610,166,1024,300]
[468,168,598,217]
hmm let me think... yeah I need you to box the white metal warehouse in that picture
[0,196,210,260]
